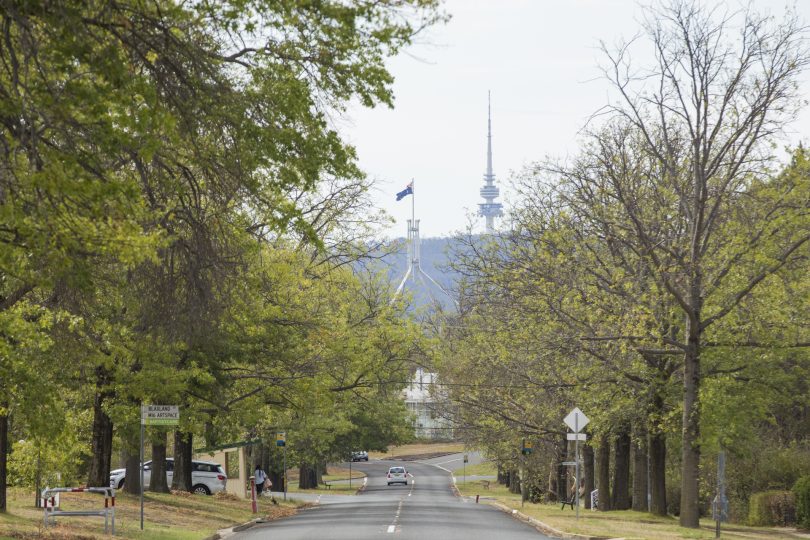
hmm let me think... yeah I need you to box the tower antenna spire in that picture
[487,90,493,179]
[478,91,503,233]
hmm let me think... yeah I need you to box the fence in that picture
[42,486,116,535]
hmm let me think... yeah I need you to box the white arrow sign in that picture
[564,407,590,433]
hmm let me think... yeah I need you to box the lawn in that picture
[455,481,808,540]
[0,487,300,539]
[279,465,365,494]
[451,461,497,476]
[369,442,464,460]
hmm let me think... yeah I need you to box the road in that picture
[233,456,551,539]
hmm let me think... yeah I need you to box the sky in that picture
[343,0,810,239]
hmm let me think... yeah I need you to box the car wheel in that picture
[118,479,125,490]
[192,484,211,495]
[363,457,368,461]
[387,482,391,486]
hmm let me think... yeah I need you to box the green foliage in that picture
[7,410,91,488]
[748,491,796,527]
[794,476,810,529]
[0,0,444,507]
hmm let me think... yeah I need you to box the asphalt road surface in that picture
[233,458,552,539]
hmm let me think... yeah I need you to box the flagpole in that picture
[411,178,415,228]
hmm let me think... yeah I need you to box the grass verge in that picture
[451,461,496,476]
[455,481,806,540]
[0,486,301,539]
[369,442,464,460]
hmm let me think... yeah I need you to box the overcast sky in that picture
[344,0,810,238]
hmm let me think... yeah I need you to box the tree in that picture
[559,1,810,525]
[0,0,443,505]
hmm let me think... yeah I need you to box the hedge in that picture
[795,476,810,529]
[748,490,796,526]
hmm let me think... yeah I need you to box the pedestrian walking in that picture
[255,464,268,496]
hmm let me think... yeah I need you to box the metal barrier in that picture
[41,486,116,535]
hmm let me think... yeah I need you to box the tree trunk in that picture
[597,433,611,511]
[0,409,8,512]
[172,430,193,492]
[124,449,141,495]
[150,431,170,493]
[547,462,557,502]
[583,443,595,509]
[556,434,567,502]
[508,469,521,494]
[204,419,218,448]
[87,385,113,487]
[632,426,648,511]
[497,465,509,485]
[680,318,701,527]
[299,464,318,489]
[650,429,668,516]
[260,444,271,479]
[612,427,631,510]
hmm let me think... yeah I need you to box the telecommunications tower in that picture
[478,91,503,233]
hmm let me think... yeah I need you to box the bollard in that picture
[476,494,479,503]
[250,477,257,513]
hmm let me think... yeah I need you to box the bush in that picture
[795,476,810,529]
[748,491,796,526]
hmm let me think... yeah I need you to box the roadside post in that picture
[349,453,352,490]
[713,450,728,538]
[140,405,180,531]
[250,476,258,513]
[520,439,532,508]
[276,432,287,501]
[563,407,589,521]
[463,453,468,485]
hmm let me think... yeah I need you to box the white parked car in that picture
[109,458,227,495]
[386,466,409,486]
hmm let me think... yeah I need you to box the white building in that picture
[403,367,451,439]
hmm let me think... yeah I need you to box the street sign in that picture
[563,407,589,522]
[141,405,179,426]
[463,454,469,463]
[139,405,180,530]
[563,408,589,433]
[521,439,533,455]
[276,432,286,447]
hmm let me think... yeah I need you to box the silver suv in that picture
[109,458,227,495]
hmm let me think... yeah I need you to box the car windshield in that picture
[389,467,405,474]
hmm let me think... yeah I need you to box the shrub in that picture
[795,476,810,529]
[748,490,796,526]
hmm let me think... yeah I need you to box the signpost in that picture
[713,451,728,538]
[140,405,179,530]
[563,407,590,520]
[463,453,469,484]
[276,432,287,501]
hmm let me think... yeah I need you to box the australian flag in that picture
[396,181,414,201]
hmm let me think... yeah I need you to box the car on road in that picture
[351,451,369,462]
[109,458,227,495]
[387,466,409,485]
